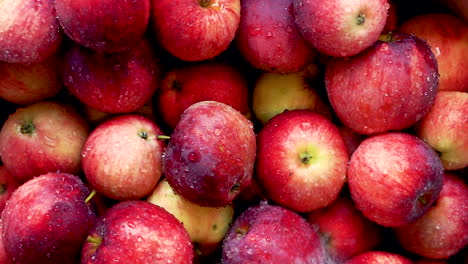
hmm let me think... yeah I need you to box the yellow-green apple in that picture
[55,0,150,53]
[256,110,348,213]
[81,200,193,264]
[0,101,89,182]
[63,38,159,114]
[399,13,468,92]
[348,132,444,227]
[1,172,97,264]
[0,0,62,63]
[393,173,468,259]
[147,179,234,256]
[414,91,468,170]
[252,71,332,124]
[326,33,439,135]
[293,0,389,57]
[157,63,250,129]
[235,0,316,73]
[0,166,19,213]
[151,0,240,61]
[82,115,165,200]
[222,202,332,263]
[346,251,414,264]
[164,101,256,207]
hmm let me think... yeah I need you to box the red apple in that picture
[157,62,250,129]
[399,13,468,92]
[55,0,150,53]
[81,200,193,264]
[256,109,348,212]
[326,33,439,135]
[2,172,97,264]
[338,126,366,157]
[415,260,447,264]
[0,101,89,182]
[393,173,468,259]
[293,0,389,57]
[82,114,165,200]
[164,101,256,207]
[382,0,398,33]
[0,219,12,264]
[348,132,444,227]
[346,251,414,264]
[0,0,62,63]
[63,38,159,114]
[151,0,240,61]
[0,166,19,213]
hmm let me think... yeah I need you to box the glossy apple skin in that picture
[415,91,468,170]
[55,0,150,53]
[82,115,165,200]
[157,63,250,129]
[0,101,90,182]
[0,166,19,213]
[0,0,62,63]
[222,202,331,264]
[326,33,439,135]
[394,173,468,259]
[164,101,256,207]
[348,132,444,227]
[399,14,468,92]
[151,0,240,61]
[2,172,97,264]
[0,219,12,264]
[256,110,348,212]
[346,251,414,264]
[81,200,193,264]
[235,0,316,73]
[293,0,388,57]
[63,38,159,114]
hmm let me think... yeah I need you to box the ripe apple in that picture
[0,166,19,213]
[82,114,165,200]
[293,0,389,57]
[1,172,97,264]
[157,62,250,129]
[399,13,468,92]
[222,202,332,263]
[151,0,240,61]
[164,101,256,207]
[256,109,348,212]
[326,33,439,135]
[0,218,12,264]
[348,132,444,227]
[346,251,413,264]
[0,0,62,63]
[0,101,89,182]
[81,200,193,264]
[55,0,150,53]
[338,126,366,157]
[382,0,398,33]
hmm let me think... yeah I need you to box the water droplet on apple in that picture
[214,128,221,136]
[266,31,273,38]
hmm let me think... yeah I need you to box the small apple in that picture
[346,251,414,264]
[0,166,19,213]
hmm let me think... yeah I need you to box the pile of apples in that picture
[0,0,467,263]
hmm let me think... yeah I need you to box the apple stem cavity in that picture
[138,131,149,140]
[299,152,313,165]
[418,192,432,206]
[356,13,366,25]
[199,0,212,8]
[20,122,35,135]
[0,184,5,195]
[157,135,171,140]
[85,189,97,204]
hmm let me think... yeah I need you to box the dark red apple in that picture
[0,166,19,213]
[338,126,366,157]
[82,114,165,200]
[346,251,414,264]
[1,172,97,264]
[415,260,447,264]
[164,101,256,207]
[348,132,444,227]
[55,0,150,53]
[0,101,89,182]
[0,218,12,264]
[81,200,193,264]
[256,109,348,212]
[382,0,398,33]
[157,62,250,129]
[326,33,439,135]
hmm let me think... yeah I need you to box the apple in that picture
[1,172,97,264]
[151,0,240,61]
[0,101,89,182]
[393,173,468,259]
[157,62,250,129]
[81,200,193,264]
[256,109,348,213]
[437,0,468,23]
[415,260,447,264]
[293,0,389,57]
[82,114,165,200]
[55,0,150,53]
[326,33,439,135]
[338,126,366,157]
[0,166,19,213]
[0,0,62,63]
[399,13,468,92]
[222,202,332,263]
[0,218,12,264]
[348,132,444,227]
[235,0,316,73]
[382,0,398,33]
[164,101,256,207]
[63,38,160,114]
[346,251,414,264]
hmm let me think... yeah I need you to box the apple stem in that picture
[378,33,394,42]
[356,13,365,25]
[85,189,97,204]
[86,235,102,245]
[157,135,171,140]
